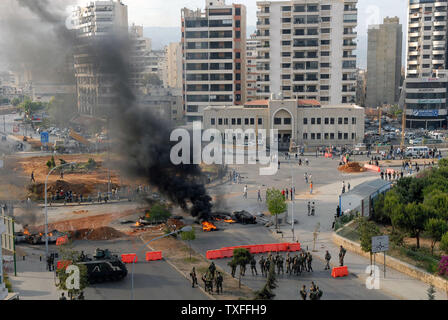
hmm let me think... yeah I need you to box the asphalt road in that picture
[68,239,209,300]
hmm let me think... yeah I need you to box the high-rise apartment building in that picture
[164,43,183,89]
[129,24,152,92]
[256,0,358,104]
[404,0,448,129]
[246,33,260,102]
[366,17,402,108]
[181,0,247,122]
[72,0,128,116]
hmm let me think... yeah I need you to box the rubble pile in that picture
[338,162,366,173]
[69,227,125,241]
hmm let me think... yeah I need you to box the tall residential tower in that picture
[181,0,247,122]
[256,0,358,104]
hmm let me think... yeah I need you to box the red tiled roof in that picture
[244,99,269,106]
[298,99,320,106]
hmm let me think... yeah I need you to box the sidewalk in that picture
[9,246,60,300]
[275,176,448,300]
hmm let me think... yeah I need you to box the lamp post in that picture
[290,160,295,242]
[130,225,192,300]
[44,162,76,257]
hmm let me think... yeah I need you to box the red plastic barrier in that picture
[145,251,162,261]
[121,253,138,264]
[219,249,234,258]
[324,153,333,158]
[364,164,381,173]
[57,260,71,270]
[206,250,222,260]
[288,243,301,252]
[56,235,68,246]
[277,243,289,251]
[331,266,349,278]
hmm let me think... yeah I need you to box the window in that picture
[321,5,331,10]
[344,133,348,140]
[352,133,356,140]
[245,118,249,125]
[338,132,342,140]
[282,6,291,11]
[284,118,291,125]
[274,118,282,125]
[317,118,321,125]
[352,117,356,125]
[282,41,291,46]
[282,29,291,34]
[344,117,348,124]
[311,118,316,124]
[330,118,335,125]
[338,117,342,124]
[311,133,315,140]
[321,51,330,56]
[303,118,308,125]
[218,118,223,125]
[235,7,241,16]
[330,133,334,139]
[324,133,329,140]
[321,85,330,90]
[258,118,263,125]
[321,28,330,33]
[282,18,291,23]
[282,52,291,57]
[317,133,321,140]
[232,118,236,125]
[321,40,330,45]
[324,118,329,125]
[282,74,291,79]
[303,133,308,139]
[321,63,330,68]
[250,118,255,125]
[237,118,242,125]
[224,118,229,125]
[211,118,215,125]
[321,16,330,22]
[321,97,329,102]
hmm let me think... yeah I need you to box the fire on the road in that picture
[202,221,217,232]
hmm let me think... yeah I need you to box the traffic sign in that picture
[372,235,389,253]
[40,132,49,144]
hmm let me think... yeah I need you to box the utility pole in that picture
[401,104,406,150]
[378,106,382,136]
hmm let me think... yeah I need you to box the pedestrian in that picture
[306,252,313,272]
[97,191,101,203]
[300,285,307,300]
[342,181,345,194]
[77,291,85,300]
[30,171,35,183]
[285,188,289,200]
[286,253,291,274]
[208,262,216,279]
[304,173,308,184]
[257,187,262,202]
[259,256,266,277]
[324,250,331,270]
[336,205,341,217]
[310,181,313,194]
[250,256,258,275]
[228,260,237,278]
[347,182,351,192]
[290,188,293,201]
[282,189,286,200]
[311,202,315,216]
[243,185,248,199]
[215,272,223,294]
[59,292,67,300]
[307,201,311,216]
[339,245,347,266]
[190,267,198,288]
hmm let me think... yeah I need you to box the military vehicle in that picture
[77,248,128,284]
[232,210,257,224]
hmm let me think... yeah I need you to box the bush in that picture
[149,204,171,223]
[441,232,448,254]
[438,256,448,276]
[390,230,405,247]
[87,158,97,170]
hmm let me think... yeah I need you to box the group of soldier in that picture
[300,282,323,300]
[190,263,224,295]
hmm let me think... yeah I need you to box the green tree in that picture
[51,155,56,168]
[11,97,20,106]
[147,204,171,222]
[392,203,432,248]
[266,188,287,230]
[424,190,448,220]
[46,96,76,127]
[438,158,448,168]
[357,218,382,266]
[19,99,44,116]
[425,218,448,255]
[440,232,448,254]
[180,228,196,261]
[56,245,88,300]
[254,263,277,300]
[231,248,252,288]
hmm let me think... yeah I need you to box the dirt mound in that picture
[28,180,93,198]
[338,162,366,173]
[69,226,126,241]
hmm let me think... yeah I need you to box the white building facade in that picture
[256,0,358,105]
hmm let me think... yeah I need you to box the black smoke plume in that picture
[3,1,213,220]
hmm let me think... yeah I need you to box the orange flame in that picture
[224,219,236,223]
[48,233,53,237]
[202,221,217,232]
[23,228,30,235]
[135,221,142,227]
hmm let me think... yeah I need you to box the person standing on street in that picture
[190,267,198,288]
[311,202,315,216]
[290,188,293,201]
[324,250,331,270]
[310,181,313,194]
[215,272,223,294]
[300,285,307,300]
[250,256,258,275]
[347,182,351,192]
[30,171,35,183]
[243,185,248,199]
[339,245,347,266]
[342,181,345,194]
[285,188,289,200]
[307,201,311,216]
[257,187,262,202]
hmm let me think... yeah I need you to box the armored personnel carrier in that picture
[77,248,128,284]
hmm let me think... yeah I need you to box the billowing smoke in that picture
[2,1,213,220]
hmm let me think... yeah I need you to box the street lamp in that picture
[290,160,295,242]
[130,225,192,300]
[44,162,76,257]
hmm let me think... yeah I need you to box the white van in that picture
[405,146,429,158]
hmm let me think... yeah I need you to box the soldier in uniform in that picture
[309,281,317,300]
[215,272,223,294]
[228,260,237,278]
[285,253,291,274]
[209,262,216,279]
[276,255,284,275]
[259,256,266,276]
[324,250,331,270]
[300,285,307,300]
[306,252,313,272]
[265,258,271,276]
[339,245,347,266]
[59,292,67,300]
[315,286,323,300]
[190,267,198,288]
[250,256,258,275]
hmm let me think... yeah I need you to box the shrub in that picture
[87,158,97,170]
